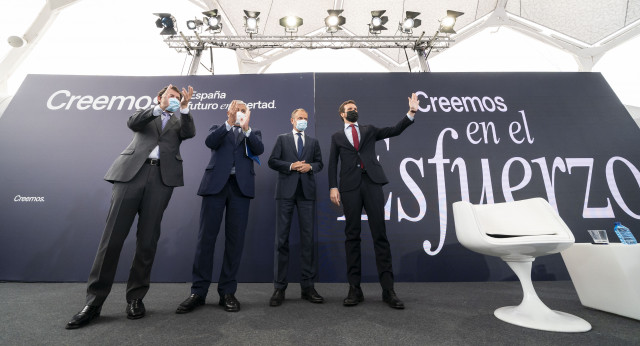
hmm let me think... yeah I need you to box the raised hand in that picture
[240,107,251,131]
[408,93,419,113]
[160,84,172,110]
[181,85,193,108]
[227,100,237,126]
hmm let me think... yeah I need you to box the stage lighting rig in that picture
[369,10,388,35]
[324,10,346,34]
[158,8,464,74]
[186,19,203,30]
[203,10,222,33]
[154,13,177,36]
[279,16,303,34]
[399,11,421,35]
[439,10,464,34]
[244,10,260,35]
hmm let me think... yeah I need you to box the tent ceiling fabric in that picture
[190,0,640,71]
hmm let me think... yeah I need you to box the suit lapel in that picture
[236,128,245,147]
[155,115,163,135]
[162,114,177,135]
[341,126,359,151]
[287,133,298,157]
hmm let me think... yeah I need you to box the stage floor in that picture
[0,281,637,345]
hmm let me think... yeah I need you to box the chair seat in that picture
[452,197,591,332]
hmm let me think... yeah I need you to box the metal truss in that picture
[163,33,453,51]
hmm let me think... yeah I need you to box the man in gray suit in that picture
[66,84,195,329]
[267,108,324,306]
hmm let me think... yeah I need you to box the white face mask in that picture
[296,120,308,132]
[235,111,246,125]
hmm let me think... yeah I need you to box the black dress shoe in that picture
[343,286,364,306]
[269,289,285,307]
[126,299,146,319]
[176,294,205,314]
[219,294,240,312]
[301,287,324,304]
[65,305,101,329]
[382,289,405,309]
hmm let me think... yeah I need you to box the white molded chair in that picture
[452,197,591,332]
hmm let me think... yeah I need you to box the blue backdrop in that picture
[1,72,638,283]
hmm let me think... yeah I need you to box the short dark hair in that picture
[339,100,356,121]
[157,85,182,100]
[339,100,356,115]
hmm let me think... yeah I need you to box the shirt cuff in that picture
[406,113,415,121]
[244,128,252,136]
[153,105,163,116]
[180,107,189,114]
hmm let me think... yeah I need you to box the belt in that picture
[145,158,160,166]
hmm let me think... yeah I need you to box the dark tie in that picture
[351,125,363,169]
[296,132,303,158]
[235,127,242,145]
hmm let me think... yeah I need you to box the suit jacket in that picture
[104,106,196,187]
[197,122,264,198]
[328,115,413,193]
[268,132,323,200]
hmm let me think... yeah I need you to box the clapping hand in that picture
[227,100,238,126]
[181,86,193,108]
[240,108,251,131]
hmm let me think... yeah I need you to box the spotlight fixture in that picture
[154,13,177,36]
[399,11,421,35]
[279,16,303,34]
[368,10,388,35]
[186,19,203,30]
[439,10,464,34]
[243,10,260,35]
[324,10,346,33]
[202,10,222,33]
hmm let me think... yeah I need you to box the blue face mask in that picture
[166,98,180,113]
[296,120,308,132]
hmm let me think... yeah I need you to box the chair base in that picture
[495,305,591,332]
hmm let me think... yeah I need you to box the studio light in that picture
[439,10,464,34]
[399,11,421,35]
[203,10,222,33]
[324,10,346,33]
[186,19,203,30]
[154,13,177,36]
[244,10,260,35]
[279,16,303,34]
[369,10,388,35]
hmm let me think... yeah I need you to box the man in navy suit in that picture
[66,84,195,329]
[267,108,324,306]
[176,100,264,313]
[329,93,419,309]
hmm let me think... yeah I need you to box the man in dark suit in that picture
[176,100,264,313]
[66,84,196,329]
[267,108,324,306]
[328,93,419,309]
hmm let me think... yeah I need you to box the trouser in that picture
[190,175,250,298]
[86,163,174,306]
[340,172,394,290]
[274,180,317,290]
